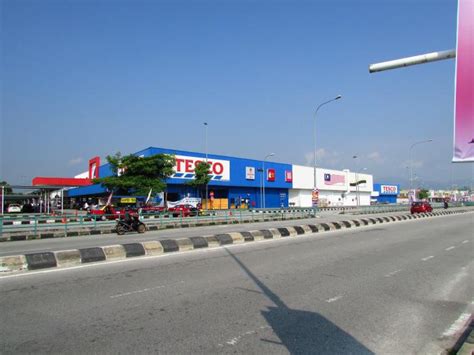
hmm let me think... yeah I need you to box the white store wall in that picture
[290,165,373,207]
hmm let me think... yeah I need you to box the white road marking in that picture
[442,312,472,338]
[384,269,402,277]
[110,281,184,299]
[461,240,469,244]
[421,256,435,261]
[445,246,455,251]
[221,325,271,346]
[326,295,343,303]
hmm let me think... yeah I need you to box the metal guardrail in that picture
[0,209,315,237]
[0,203,469,237]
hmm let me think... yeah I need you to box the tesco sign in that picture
[380,185,398,195]
[172,155,230,181]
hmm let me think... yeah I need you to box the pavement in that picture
[0,212,472,354]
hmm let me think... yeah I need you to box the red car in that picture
[167,204,199,217]
[88,205,126,220]
[139,205,166,214]
[410,201,433,214]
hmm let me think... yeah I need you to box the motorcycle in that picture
[116,214,146,235]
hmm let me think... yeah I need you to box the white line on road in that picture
[445,246,455,251]
[461,240,469,244]
[110,281,185,299]
[421,256,435,261]
[384,269,402,277]
[326,295,343,303]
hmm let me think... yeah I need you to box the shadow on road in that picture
[225,248,374,354]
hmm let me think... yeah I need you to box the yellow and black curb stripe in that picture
[0,209,472,274]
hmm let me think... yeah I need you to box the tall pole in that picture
[61,188,64,215]
[262,153,275,209]
[203,122,209,211]
[409,139,433,199]
[313,95,342,210]
[353,155,360,207]
[1,185,4,215]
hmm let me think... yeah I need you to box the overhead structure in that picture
[368,50,455,73]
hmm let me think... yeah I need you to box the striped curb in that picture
[0,209,472,275]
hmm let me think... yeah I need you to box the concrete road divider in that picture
[79,247,106,263]
[103,245,126,261]
[25,252,57,270]
[142,241,164,255]
[176,238,194,251]
[55,250,82,267]
[0,255,27,272]
[0,209,472,275]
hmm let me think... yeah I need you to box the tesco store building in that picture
[68,146,374,209]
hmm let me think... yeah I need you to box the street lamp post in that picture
[352,155,360,207]
[313,95,342,210]
[262,153,275,209]
[204,122,208,211]
[409,139,433,199]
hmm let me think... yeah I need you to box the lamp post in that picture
[409,139,433,199]
[204,122,208,211]
[352,155,360,207]
[262,153,275,209]
[313,95,342,209]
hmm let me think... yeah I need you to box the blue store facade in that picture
[68,147,293,208]
[373,183,400,204]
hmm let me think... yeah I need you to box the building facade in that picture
[68,147,375,208]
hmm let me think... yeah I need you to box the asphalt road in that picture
[0,209,426,257]
[1,213,472,354]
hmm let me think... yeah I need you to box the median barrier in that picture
[176,238,194,251]
[141,241,164,256]
[55,250,82,267]
[103,245,126,261]
[1,208,473,275]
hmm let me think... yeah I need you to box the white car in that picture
[7,204,22,213]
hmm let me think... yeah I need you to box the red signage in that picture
[267,168,275,182]
[285,170,293,183]
[89,157,100,179]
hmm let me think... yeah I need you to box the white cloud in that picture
[68,157,83,166]
[367,151,384,163]
[304,148,340,167]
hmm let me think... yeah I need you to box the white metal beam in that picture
[369,49,456,73]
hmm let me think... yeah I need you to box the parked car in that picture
[168,204,199,217]
[88,205,127,220]
[7,204,22,213]
[410,201,433,214]
[139,204,166,214]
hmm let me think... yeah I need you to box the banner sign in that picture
[167,197,201,208]
[453,0,474,162]
[171,155,230,181]
[312,189,319,207]
[380,185,398,195]
[267,168,276,182]
[285,170,293,183]
[120,198,136,203]
[324,173,345,185]
[245,167,255,180]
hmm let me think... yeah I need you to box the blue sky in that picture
[1,0,472,189]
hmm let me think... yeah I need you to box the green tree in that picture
[186,161,211,199]
[93,153,175,195]
[0,181,13,194]
[418,189,429,200]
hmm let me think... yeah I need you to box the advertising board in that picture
[453,0,474,162]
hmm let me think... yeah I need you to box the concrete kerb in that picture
[103,245,127,261]
[1,209,473,275]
